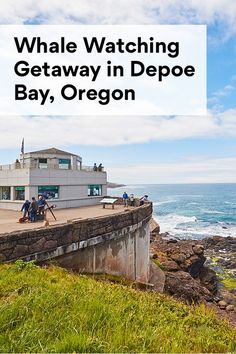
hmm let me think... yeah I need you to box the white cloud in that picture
[208,84,235,113]
[213,84,234,98]
[108,156,236,184]
[1,0,236,40]
[0,108,236,150]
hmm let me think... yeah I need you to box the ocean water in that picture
[108,184,236,240]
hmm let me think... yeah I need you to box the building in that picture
[0,148,107,210]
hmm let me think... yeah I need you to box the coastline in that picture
[150,223,236,326]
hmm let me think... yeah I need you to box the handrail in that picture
[0,163,105,172]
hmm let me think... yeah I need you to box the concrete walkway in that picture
[0,204,127,235]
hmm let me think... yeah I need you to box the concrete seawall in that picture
[0,203,152,283]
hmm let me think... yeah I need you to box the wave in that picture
[153,199,177,206]
[153,213,236,239]
[170,194,203,198]
[200,208,224,214]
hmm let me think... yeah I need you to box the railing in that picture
[0,163,105,172]
[82,166,105,172]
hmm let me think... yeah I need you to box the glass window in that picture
[0,186,11,200]
[38,186,59,199]
[59,158,71,169]
[38,158,47,169]
[14,186,25,200]
[88,185,102,196]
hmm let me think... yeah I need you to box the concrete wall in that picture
[0,168,107,210]
[55,213,150,282]
[0,203,152,283]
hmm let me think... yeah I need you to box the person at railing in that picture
[129,193,135,207]
[122,191,129,207]
[21,199,31,218]
[139,195,149,206]
[29,197,38,222]
[15,159,21,169]
[93,163,98,171]
[98,163,103,171]
[37,195,46,215]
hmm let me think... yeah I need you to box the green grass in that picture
[222,277,236,290]
[152,258,167,271]
[0,262,235,353]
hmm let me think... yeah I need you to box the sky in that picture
[0,0,236,184]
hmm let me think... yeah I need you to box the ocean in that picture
[108,183,236,240]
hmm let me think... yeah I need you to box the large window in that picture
[88,185,102,196]
[38,186,59,199]
[38,158,48,169]
[59,158,71,169]
[14,186,25,200]
[0,186,10,200]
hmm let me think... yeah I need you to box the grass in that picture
[0,262,235,353]
[152,258,167,271]
[222,277,236,290]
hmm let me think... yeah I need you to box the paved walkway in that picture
[0,204,127,234]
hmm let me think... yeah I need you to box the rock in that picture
[159,232,170,238]
[170,252,186,263]
[28,237,46,254]
[164,271,213,303]
[150,235,221,303]
[199,266,218,294]
[218,300,227,309]
[226,304,234,312]
[166,239,178,244]
[193,244,204,255]
[44,240,57,250]
[150,218,160,234]
[11,244,29,259]
[219,289,236,307]
[188,256,205,278]
[161,260,180,271]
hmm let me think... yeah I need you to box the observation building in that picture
[0,148,107,210]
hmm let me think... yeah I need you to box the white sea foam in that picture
[153,199,177,206]
[200,208,224,214]
[153,213,236,239]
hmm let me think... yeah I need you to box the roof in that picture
[27,148,79,157]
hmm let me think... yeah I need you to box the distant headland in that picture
[107,182,126,188]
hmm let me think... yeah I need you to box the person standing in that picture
[29,197,38,222]
[122,191,129,207]
[140,195,148,206]
[98,163,103,171]
[21,200,31,218]
[129,194,135,207]
[37,195,46,216]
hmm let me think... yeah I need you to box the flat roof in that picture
[25,147,80,157]
[0,204,127,235]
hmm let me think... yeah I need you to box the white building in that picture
[0,148,107,210]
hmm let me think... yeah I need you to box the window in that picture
[0,186,11,200]
[38,186,59,199]
[88,185,102,196]
[14,186,25,200]
[59,158,71,169]
[38,158,47,169]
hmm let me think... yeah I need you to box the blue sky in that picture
[0,0,236,183]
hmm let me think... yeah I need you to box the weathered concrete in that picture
[56,214,150,282]
[0,203,152,283]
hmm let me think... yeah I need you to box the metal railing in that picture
[0,162,105,172]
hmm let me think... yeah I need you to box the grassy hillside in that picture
[0,261,235,353]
